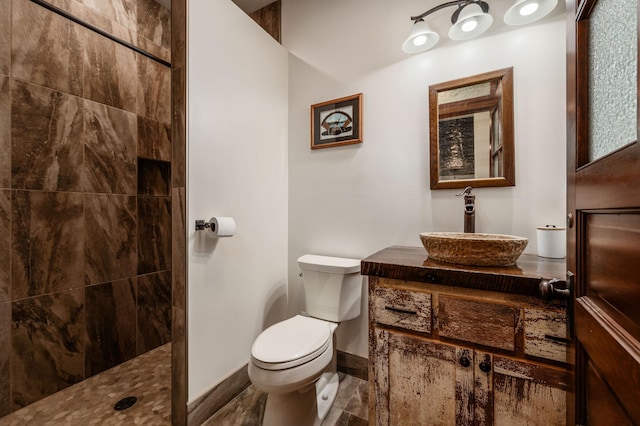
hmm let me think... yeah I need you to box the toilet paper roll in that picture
[536,225,566,258]
[206,217,236,238]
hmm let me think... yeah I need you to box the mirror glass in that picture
[429,67,515,189]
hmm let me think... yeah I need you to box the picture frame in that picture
[438,115,476,180]
[310,93,363,149]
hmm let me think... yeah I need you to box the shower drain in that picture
[114,396,138,411]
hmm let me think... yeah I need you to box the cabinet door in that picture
[485,355,568,425]
[373,329,474,426]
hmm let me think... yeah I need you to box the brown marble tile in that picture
[331,374,362,411]
[84,194,137,285]
[137,35,171,64]
[11,80,83,191]
[0,190,9,303]
[138,159,170,196]
[137,271,171,354]
[45,0,72,10]
[107,17,136,46]
[0,0,9,76]
[64,0,113,33]
[343,379,369,420]
[12,0,83,96]
[74,0,136,32]
[2,343,170,425]
[318,374,370,426]
[137,0,171,52]
[199,374,369,426]
[83,100,137,194]
[0,301,9,417]
[172,66,185,188]
[172,187,187,425]
[137,196,171,274]
[11,288,84,410]
[56,0,139,53]
[137,55,171,124]
[11,190,84,299]
[138,116,171,161]
[57,0,165,63]
[65,0,133,45]
[85,279,136,377]
[331,412,369,426]
[83,27,138,113]
[0,75,9,189]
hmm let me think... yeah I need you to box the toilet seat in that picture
[252,315,333,371]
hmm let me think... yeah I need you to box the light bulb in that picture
[461,18,478,32]
[520,2,539,16]
[413,35,427,46]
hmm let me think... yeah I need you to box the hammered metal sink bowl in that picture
[419,232,528,267]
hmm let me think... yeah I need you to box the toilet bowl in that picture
[248,254,362,426]
[249,315,339,426]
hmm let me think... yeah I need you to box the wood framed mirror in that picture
[429,67,515,189]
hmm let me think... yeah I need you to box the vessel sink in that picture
[419,232,528,267]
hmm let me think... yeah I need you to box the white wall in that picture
[285,18,567,359]
[187,0,289,401]
[186,0,567,400]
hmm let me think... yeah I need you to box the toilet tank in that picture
[297,255,362,322]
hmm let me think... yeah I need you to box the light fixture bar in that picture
[410,0,473,22]
[403,0,557,54]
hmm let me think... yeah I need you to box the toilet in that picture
[248,254,362,426]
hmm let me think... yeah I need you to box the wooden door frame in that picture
[565,0,578,421]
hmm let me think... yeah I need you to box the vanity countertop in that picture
[361,246,566,297]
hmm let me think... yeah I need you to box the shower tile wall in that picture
[0,0,172,417]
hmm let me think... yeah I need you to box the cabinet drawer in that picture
[373,286,432,333]
[524,308,568,363]
[439,296,518,351]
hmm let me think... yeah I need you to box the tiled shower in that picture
[0,0,173,417]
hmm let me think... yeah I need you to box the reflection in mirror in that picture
[429,68,514,189]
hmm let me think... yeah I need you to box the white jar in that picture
[536,225,566,258]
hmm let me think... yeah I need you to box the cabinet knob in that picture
[459,356,471,367]
[479,360,491,373]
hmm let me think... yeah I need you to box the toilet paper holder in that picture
[195,217,237,237]
[195,219,215,232]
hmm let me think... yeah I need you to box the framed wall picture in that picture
[438,115,476,180]
[310,93,363,149]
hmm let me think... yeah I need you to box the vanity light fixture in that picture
[403,0,558,54]
[448,1,493,41]
[504,0,558,26]
[402,19,440,54]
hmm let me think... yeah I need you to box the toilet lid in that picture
[251,315,332,370]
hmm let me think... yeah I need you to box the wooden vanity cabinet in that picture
[364,247,570,426]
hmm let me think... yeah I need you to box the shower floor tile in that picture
[1,343,171,425]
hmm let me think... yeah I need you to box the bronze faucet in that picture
[457,186,475,233]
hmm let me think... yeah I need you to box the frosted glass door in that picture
[587,0,638,163]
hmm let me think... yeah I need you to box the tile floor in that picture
[0,344,171,425]
[0,343,367,426]
[203,372,368,426]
